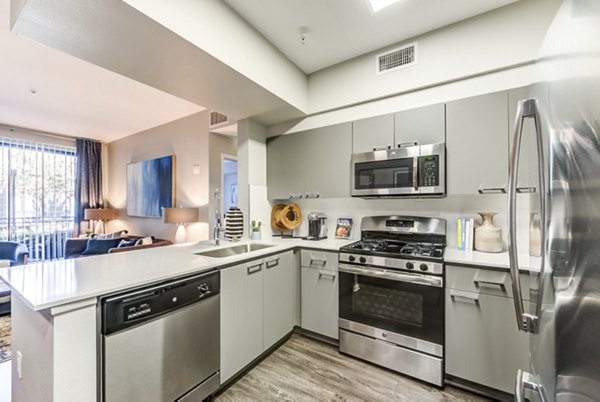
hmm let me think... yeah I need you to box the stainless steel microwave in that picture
[351,143,445,197]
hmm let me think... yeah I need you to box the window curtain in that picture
[74,139,103,236]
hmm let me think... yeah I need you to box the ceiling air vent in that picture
[376,43,417,75]
[209,111,230,129]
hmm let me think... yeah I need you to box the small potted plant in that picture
[251,220,262,240]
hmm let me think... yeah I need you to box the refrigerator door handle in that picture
[515,369,546,402]
[508,98,546,334]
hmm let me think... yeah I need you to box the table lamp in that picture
[84,208,116,235]
[163,207,199,244]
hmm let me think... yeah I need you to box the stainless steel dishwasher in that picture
[101,270,220,402]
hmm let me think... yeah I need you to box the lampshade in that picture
[84,208,115,221]
[163,207,199,224]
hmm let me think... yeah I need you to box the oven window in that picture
[339,271,443,346]
[355,158,414,190]
[354,284,423,327]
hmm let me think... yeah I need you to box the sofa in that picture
[64,235,172,259]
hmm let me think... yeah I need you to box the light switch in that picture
[193,164,201,175]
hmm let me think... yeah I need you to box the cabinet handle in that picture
[318,270,336,280]
[478,187,507,194]
[247,263,263,275]
[473,279,506,291]
[266,258,280,268]
[372,145,392,151]
[310,258,327,267]
[305,192,320,198]
[516,186,536,193]
[289,193,304,199]
[397,141,418,148]
[450,290,479,305]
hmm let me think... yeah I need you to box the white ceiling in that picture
[224,0,519,74]
[0,0,203,143]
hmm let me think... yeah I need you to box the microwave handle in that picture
[412,156,419,190]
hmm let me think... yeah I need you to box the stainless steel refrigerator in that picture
[507,0,600,401]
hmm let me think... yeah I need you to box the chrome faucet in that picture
[213,189,225,245]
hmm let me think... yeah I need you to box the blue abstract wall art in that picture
[127,155,174,218]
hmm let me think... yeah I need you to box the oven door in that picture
[351,146,420,196]
[338,263,444,355]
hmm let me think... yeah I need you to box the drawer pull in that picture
[372,145,392,151]
[450,290,479,305]
[318,270,336,280]
[310,258,327,267]
[266,258,280,268]
[516,186,536,193]
[478,187,507,194]
[473,279,506,291]
[247,263,263,275]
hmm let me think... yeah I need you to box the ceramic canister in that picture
[474,212,503,253]
[225,207,244,242]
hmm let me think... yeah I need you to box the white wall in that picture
[307,0,561,114]
[106,112,210,242]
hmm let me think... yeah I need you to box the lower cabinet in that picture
[445,265,530,394]
[300,250,339,339]
[220,251,298,384]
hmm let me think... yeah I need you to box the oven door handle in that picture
[339,264,442,288]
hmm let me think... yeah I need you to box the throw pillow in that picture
[135,236,154,246]
[81,238,123,255]
[117,239,137,248]
[94,230,128,240]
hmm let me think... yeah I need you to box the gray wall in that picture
[208,132,237,236]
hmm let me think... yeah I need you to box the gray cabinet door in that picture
[395,103,445,146]
[301,250,339,339]
[263,251,297,349]
[267,133,305,199]
[220,260,264,383]
[445,289,530,394]
[303,122,352,198]
[352,114,394,153]
[446,91,509,195]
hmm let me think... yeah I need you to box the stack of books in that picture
[457,218,475,251]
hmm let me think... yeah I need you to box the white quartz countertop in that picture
[0,235,542,312]
[445,247,542,272]
[0,237,351,311]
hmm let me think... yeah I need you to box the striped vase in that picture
[225,207,244,242]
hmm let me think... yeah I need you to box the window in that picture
[0,138,76,261]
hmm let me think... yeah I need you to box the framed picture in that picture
[335,217,353,239]
[127,155,175,218]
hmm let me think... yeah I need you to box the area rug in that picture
[0,315,10,363]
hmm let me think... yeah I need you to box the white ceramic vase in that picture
[475,212,503,253]
[529,213,541,257]
[250,231,261,240]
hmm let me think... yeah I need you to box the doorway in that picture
[221,155,238,213]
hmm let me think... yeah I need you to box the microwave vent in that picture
[209,111,230,128]
[376,43,417,75]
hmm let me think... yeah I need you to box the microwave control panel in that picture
[419,155,440,187]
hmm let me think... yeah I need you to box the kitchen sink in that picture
[196,243,276,258]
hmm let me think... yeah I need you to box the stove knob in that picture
[348,255,356,262]
[405,262,414,269]
[420,263,429,271]
[359,257,367,264]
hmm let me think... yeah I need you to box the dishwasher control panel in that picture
[102,270,220,335]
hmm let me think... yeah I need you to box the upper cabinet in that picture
[446,91,509,195]
[395,103,445,146]
[267,122,352,200]
[352,114,394,153]
[352,104,445,154]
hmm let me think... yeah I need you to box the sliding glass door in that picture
[0,139,76,261]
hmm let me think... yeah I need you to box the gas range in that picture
[339,216,446,275]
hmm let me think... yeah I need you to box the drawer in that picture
[300,249,338,272]
[446,264,531,301]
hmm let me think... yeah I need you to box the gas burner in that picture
[400,243,441,257]
[350,240,387,251]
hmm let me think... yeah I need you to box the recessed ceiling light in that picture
[367,0,402,13]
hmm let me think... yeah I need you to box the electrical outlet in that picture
[16,350,22,379]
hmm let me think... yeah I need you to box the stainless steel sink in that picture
[196,243,275,258]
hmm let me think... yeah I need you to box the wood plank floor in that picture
[216,334,492,401]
